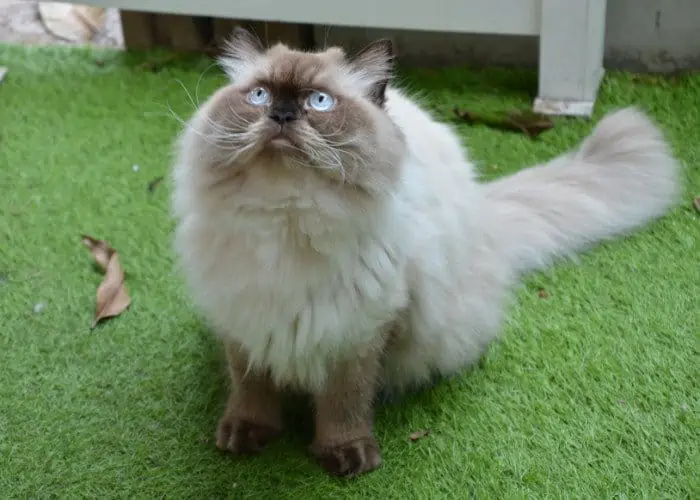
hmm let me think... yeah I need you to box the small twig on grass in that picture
[409,429,431,442]
[453,108,554,139]
[147,176,165,194]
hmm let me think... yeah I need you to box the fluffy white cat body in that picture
[171,32,681,476]
[173,62,679,396]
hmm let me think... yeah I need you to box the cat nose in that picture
[269,110,297,124]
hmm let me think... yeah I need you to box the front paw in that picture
[215,414,281,455]
[312,436,383,477]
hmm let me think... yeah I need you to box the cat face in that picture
[187,29,405,195]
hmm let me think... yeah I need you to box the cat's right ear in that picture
[348,39,395,106]
[219,27,265,81]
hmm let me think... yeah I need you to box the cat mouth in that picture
[265,127,299,151]
[269,135,294,148]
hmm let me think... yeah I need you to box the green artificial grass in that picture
[1,44,698,499]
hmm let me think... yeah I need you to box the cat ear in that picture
[220,27,265,81]
[348,39,395,106]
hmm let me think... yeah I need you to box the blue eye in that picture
[307,91,335,112]
[247,87,271,106]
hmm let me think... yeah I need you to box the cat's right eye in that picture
[247,87,271,106]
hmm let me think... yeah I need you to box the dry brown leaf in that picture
[409,429,430,442]
[453,108,554,139]
[81,235,131,328]
[630,70,697,86]
[82,235,114,269]
[537,288,549,299]
[693,197,700,214]
[147,176,164,194]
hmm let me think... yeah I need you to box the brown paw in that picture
[312,437,383,477]
[215,415,281,455]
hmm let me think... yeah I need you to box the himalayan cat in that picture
[171,28,681,477]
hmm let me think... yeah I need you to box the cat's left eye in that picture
[307,91,336,112]
[247,87,271,106]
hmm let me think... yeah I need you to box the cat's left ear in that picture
[349,39,395,106]
[219,27,265,81]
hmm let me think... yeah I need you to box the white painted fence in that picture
[49,0,609,116]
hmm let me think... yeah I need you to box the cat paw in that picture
[312,437,383,477]
[215,415,281,455]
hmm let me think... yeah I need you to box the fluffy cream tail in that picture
[482,107,682,274]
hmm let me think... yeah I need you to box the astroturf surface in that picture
[0,44,698,499]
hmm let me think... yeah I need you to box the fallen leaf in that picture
[693,197,700,214]
[630,74,669,85]
[453,108,554,139]
[82,234,114,269]
[630,70,698,86]
[537,288,549,299]
[81,235,131,328]
[409,429,430,442]
[147,176,165,194]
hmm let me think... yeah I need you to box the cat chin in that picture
[267,136,295,149]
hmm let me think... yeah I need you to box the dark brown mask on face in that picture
[189,28,405,193]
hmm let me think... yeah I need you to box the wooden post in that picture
[534,0,608,117]
[119,10,156,50]
[152,14,212,52]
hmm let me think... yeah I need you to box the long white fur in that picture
[172,85,681,394]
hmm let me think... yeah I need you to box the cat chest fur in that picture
[177,208,409,391]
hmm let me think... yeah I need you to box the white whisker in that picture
[195,62,220,107]
[172,78,198,112]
